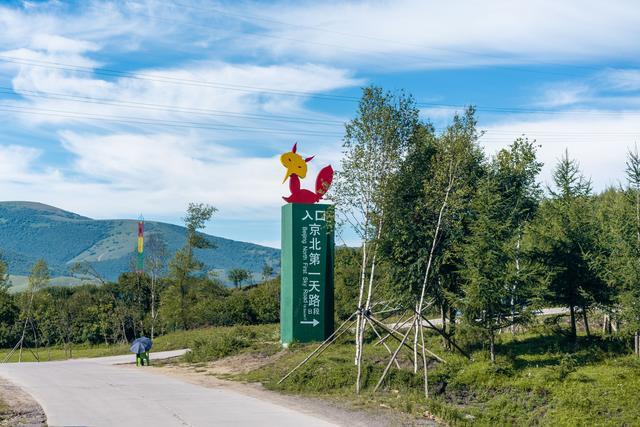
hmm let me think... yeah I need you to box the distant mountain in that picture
[0,201,280,285]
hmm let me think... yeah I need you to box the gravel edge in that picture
[0,376,46,427]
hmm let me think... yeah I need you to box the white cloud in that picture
[3,0,640,247]
[29,34,99,54]
[0,1,172,53]
[243,0,640,70]
[0,132,340,225]
[599,69,640,92]
[481,111,640,191]
[0,1,356,241]
[0,145,41,179]
[536,83,591,107]
[4,54,358,130]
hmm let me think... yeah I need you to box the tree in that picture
[460,172,541,362]
[492,138,543,330]
[528,150,602,340]
[590,146,640,355]
[261,263,274,282]
[145,232,168,339]
[332,85,419,393]
[228,268,250,288]
[625,144,640,354]
[0,258,18,348]
[381,108,485,353]
[590,189,635,340]
[248,278,280,323]
[18,259,49,361]
[164,203,217,330]
[334,247,365,320]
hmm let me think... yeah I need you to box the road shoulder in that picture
[0,376,46,427]
[137,357,436,427]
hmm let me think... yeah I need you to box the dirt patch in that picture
[0,377,46,427]
[133,351,439,426]
[187,349,286,376]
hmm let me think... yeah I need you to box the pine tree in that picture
[626,144,640,354]
[460,169,541,362]
[590,189,637,342]
[529,150,602,340]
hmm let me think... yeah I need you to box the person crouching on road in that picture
[136,351,150,366]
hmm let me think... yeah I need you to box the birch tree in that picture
[332,86,418,393]
[492,138,543,331]
[145,232,168,339]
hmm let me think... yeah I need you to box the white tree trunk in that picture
[355,234,368,393]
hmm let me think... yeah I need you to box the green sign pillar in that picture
[281,203,334,345]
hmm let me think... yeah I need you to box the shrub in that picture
[248,279,279,324]
[184,326,257,362]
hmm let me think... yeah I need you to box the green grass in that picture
[0,324,279,363]
[230,326,640,426]
[0,342,131,362]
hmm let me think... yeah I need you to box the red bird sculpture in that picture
[281,143,333,204]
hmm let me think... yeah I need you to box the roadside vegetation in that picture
[272,330,639,426]
[143,322,639,426]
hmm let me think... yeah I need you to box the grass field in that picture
[3,322,639,425]
[0,324,279,363]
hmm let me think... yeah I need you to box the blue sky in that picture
[0,0,639,248]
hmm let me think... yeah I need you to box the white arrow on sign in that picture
[300,319,320,327]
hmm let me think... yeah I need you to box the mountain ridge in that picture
[0,201,280,284]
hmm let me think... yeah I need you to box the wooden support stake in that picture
[369,315,446,363]
[374,320,414,393]
[365,317,401,369]
[278,312,357,385]
[418,312,471,359]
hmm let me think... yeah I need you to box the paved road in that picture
[0,350,336,427]
[390,306,570,328]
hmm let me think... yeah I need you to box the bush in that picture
[556,353,577,380]
[183,326,259,363]
[248,279,279,323]
[205,291,254,326]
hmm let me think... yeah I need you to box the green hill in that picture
[0,201,279,286]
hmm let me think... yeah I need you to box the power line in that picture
[2,103,638,142]
[0,87,345,127]
[0,104,345,137]
[0,55,360,103]
[3,56,639,119]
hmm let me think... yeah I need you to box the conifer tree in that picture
[529,150,602,339]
